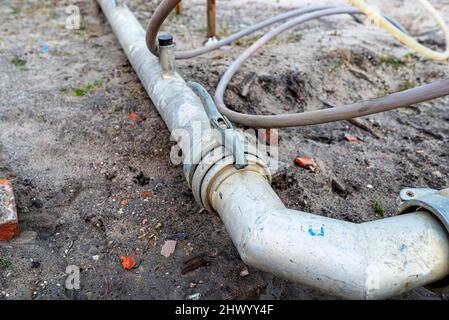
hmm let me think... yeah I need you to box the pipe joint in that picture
[190,145,271,212]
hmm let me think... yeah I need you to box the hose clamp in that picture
[398,187,449,293]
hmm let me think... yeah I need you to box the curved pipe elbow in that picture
[234,207,449,299]
[212,172,449,299]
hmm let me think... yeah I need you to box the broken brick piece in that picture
[139,191,153,199]
[294,157,319,173]
[0,179,19,241]
[128,112,146,124]
[120,256,137,270]
[344,135,363,142]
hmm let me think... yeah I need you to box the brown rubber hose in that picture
[146,2,449,128]
[145,1,406,60]
[146,1,339,59]
[213,7,449,128]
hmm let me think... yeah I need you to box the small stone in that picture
[160,240,177,258]
[155,222,162,230]
[331,177,346,194]
[138,234,147,241]
[367,184,374,189]
[92,255,100,261]
[240,267,249,277]
[432,171,443,178]
[186,293,201,300]
[166,232,189,241]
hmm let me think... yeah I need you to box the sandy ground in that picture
[0,0,448,300]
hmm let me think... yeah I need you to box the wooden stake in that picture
[175,1,183,15]
[207,0,217,38]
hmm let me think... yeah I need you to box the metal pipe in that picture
[97,0,449,299]
[210,171,449,299]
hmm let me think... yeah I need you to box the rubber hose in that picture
[145,0,406,59]
[350,0,449,61]
[214,7,449,128]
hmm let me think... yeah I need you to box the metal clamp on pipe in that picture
[190,82,248,169]
[398,187,449,293]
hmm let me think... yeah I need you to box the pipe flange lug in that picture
[398,187,449,294]
[191,146,229,208]
[398,188,449,232]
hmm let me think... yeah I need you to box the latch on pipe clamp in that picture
[189,81,248,170]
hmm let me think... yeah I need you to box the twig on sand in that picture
[320,100,381,139]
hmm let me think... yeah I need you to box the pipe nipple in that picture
[158,34,176,79]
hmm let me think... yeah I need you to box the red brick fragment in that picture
[0,179,19,241]
[294,157,319,173]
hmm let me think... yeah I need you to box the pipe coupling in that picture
[398,187,449,293]
[190,144,271,213]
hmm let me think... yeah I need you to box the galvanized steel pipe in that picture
[210,171,449,299]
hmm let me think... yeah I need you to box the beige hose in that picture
[350,0,449,60]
